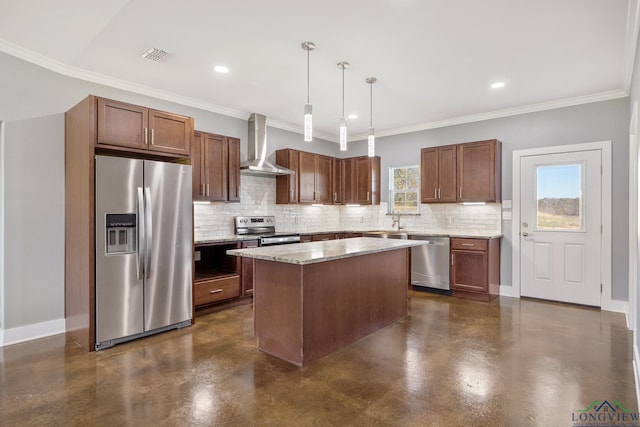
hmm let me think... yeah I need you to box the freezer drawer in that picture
[411,236,450,290]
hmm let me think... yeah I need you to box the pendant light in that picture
[366,77,377,157]
[337,61,350,151]
[301,42,315,142]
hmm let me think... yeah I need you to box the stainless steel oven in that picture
[235,216,300,246]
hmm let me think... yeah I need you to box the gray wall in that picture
[4,114,65,328]
[0,49,632,331]
[348,98,630,301]
[629,24,640,349]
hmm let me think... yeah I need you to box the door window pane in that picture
[536,164,582,230]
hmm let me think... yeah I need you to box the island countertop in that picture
[227,237,426,265]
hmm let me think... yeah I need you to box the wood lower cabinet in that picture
[194,242,251,314]
[312,233,336,241]
[97,97,192,157]
[192,131,240,202]
[450,237,500,302]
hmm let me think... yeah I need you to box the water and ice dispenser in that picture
[105,213,136,254]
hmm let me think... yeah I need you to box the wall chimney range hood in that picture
[240,113,294,176]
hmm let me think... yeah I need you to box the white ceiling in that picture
[0,0,636,142]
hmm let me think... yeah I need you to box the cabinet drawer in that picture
[451,238,488,251]
[194,276,240,306]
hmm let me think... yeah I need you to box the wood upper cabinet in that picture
[332,159,342,204]
[298,151,333,204]
[450,237,501,302]
[421,146,457,203]
[276,149,299,204]
[192,131,240,202]
[340,158,356,204]
[97,97,191,157]
[355,156,380,205]
[458,139,501,202]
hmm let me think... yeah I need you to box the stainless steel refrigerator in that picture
[95,155,192,350]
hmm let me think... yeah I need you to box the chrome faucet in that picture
[392,209,404,231]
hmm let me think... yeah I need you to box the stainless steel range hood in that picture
[240,113,294,176]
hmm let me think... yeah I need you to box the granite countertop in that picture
[195,230,502,245]
[226,237,426,265]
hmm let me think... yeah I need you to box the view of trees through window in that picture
[390,165,419,213]
[536,164,582,230]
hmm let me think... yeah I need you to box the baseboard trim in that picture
[499,286,518,298]
[634,345,640,412]
[602,299,628,314]
[2,318,65,347]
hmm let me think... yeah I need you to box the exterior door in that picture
[520,150,602,306]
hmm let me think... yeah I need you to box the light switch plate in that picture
[503,211,512,220]
[503,199,512,209]
[195,250,201,261]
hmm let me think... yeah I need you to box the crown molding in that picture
[349,89,629,142]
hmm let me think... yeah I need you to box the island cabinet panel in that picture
[253,248,409,366]
[276,149,299,204]
[97,97,192,157]
[450,237,500,302]
[458,139,501,202]
[241,240,258,295]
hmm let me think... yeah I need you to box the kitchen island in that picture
[228,237,426,366]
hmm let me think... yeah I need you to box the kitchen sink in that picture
[363,230,408,239]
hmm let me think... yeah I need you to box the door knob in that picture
[522,222,528,227]
[522,232,529,237]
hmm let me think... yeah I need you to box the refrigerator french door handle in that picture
[144,187,153,279]
[136,187,145,280]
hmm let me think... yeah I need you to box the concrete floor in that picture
[0,292,636,426]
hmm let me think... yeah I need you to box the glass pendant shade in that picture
[339,117,347,151]
[368,127,375,157]
[304,103,312,142]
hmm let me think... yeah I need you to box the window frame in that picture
[389,164,420,214]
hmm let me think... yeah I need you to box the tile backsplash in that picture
[194,175,502,241]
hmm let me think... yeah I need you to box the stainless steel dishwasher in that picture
[410,236,450,292]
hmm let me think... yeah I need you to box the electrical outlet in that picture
[360,216,364,223]
[195,251,201,261]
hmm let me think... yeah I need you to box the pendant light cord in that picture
[369,82,373,127]
[306,48,310,104]
[342,67,345,117]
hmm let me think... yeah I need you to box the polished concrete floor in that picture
[0,292,636,426]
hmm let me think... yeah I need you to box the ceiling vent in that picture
[140,47,169,62]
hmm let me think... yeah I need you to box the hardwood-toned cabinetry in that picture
[192,131,240,202]
[354,156,381,205]
[421,146,457,203]
[194,242,252,314]
[450,237,500,302]
[97,97,192,157]
[420,139,501,203]
[276,149,300,203]
[458,139,501,202]
[276,149,380,206]
[299,151,332,204]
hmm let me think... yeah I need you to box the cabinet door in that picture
[421,148,439,202]
[355,157,373,204]
[299,151,317,203]
[341,158,356,204]
[316,155,333,203]
[458,140,498,202]
[191,132,205,200]
[203,134,228,201]
[332,158,342,204]
[438,146,458,202]
[148,110,191,156]
[97,98,148,150]
[451,250,489,292]
[227,137,241,202]
[276,149,299,203]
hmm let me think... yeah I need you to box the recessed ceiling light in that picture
[347,114,358,119]
[214,65,230,74]
[490,82,506,89]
